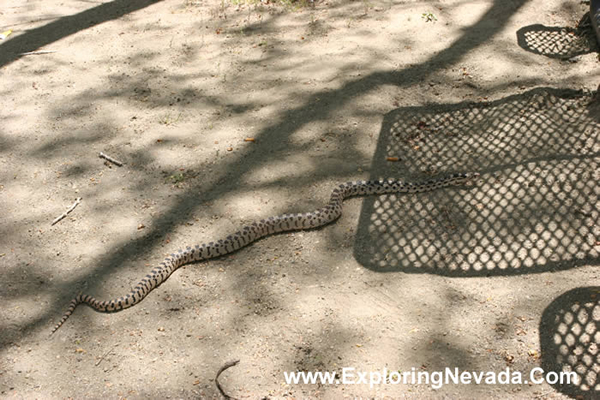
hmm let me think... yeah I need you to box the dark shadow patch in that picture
[0,0,164,68]
[592,0,600,47]
[5,0,534,348]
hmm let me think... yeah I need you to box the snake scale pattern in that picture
[52,172,479,334]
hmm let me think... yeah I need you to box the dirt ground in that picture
[1,0,599,399]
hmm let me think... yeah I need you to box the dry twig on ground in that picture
[99,152,124,166]
[51,197,82,226]
[215,359,240,400]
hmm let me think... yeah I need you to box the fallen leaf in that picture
[528,349,538,357]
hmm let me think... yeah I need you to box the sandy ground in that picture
[1,0,599,399]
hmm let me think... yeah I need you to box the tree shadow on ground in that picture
[0,0,164,68]
[2,0,536,363]
[8,0,600,397]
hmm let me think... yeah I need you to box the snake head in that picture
[452,172,480,185]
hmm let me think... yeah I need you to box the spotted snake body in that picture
[52,172,479,333]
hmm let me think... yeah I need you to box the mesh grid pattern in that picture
[516,20,597,59]
[541,287,600,398]
[355,88,599,276]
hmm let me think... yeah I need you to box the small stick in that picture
[51,198,82,226]
[99,152,123,167]
[95,343,119,366]
[19,50,57,56]
[215,359,240,400]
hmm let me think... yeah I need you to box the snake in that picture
[51,172,479,334]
